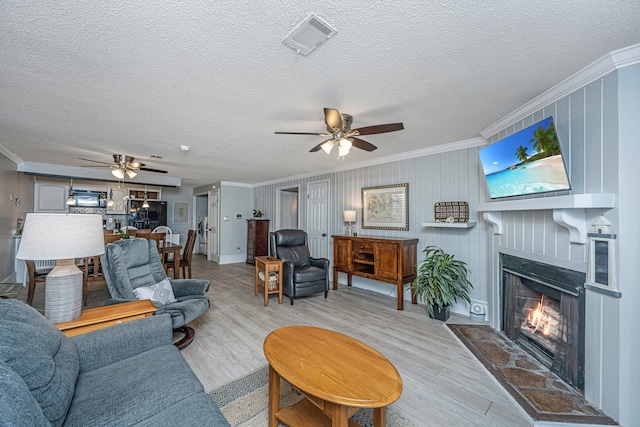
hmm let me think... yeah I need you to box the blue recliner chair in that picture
[101,238,210,349]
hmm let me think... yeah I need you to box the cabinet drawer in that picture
[354,241,374,253]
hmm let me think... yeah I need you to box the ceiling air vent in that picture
[282,13,337,56]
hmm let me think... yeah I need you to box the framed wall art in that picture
[361,183,409,230]
[173,201,189,224]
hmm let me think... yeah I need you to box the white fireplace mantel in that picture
[477,193,616,244]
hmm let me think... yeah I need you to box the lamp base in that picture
[45,259,83,323]
[346,224,354,236]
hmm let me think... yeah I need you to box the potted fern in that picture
[411,246,473,321]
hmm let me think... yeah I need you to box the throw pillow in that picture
[133,278,177,306]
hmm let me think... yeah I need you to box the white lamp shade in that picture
[17,213,105,260]
[112,169,125,179]
[344,210,357,222]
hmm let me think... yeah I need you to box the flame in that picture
[528,296,552,336]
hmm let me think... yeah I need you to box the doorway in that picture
[306,179,330,259]
[276,185,300,230]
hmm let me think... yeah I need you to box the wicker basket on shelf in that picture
[258,270,279,291]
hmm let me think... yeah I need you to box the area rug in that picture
[208,366,414,427]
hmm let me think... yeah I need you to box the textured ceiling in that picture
[1,1,639,187]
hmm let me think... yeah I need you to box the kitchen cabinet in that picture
[128,188,161,200]
[107,188,127,214]
[332,235,418,310]
[34,183,69,212]
[246,219,269,265]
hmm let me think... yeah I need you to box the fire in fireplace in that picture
[501,254,586,391]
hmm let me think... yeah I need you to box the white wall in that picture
[615,64,640,427]
[0,154,34,282]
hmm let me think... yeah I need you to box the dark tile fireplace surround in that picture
[448,254,615,424]
[501,254,585,392]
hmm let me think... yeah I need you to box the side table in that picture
[255,256,283,306]
[55,299,156,337]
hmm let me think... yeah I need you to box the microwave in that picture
[72,190,107,207]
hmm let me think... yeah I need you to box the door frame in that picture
[276,184,301,230]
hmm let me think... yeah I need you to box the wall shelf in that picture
[477,193,615,244]
[422,221,477,229]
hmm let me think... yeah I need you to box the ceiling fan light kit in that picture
[79,154,168,181]
[275,108,404,159]
[111,168,125,179]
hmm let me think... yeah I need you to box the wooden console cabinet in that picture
[332,235,418,310]
[246,219,270,265]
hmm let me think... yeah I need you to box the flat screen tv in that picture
[479,116,571,199]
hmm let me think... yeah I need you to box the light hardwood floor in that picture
[14,255,532,426]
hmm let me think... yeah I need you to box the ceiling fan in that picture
[275,108,404,157]
[78,154,168,179]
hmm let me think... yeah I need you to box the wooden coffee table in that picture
[263,326,402,427]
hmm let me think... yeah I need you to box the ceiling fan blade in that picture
[275,131,328,136]
[139,167,168,174]
[353,123,404,136]
[351,137,377,152]
[309,143,324,152]
[78,157,112,165]
[324,108,343,132]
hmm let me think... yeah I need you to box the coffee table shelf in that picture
[276,398,362,427]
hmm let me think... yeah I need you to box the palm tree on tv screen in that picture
[515,145,529,162]
[530,121,560,157]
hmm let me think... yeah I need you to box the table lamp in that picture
[16,213,105,323]
[344,210,357,236]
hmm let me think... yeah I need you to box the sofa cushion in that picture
[293,265,327,283]
[133,393,230,427]
[0,299,79,427]
[0,360,52,427]
[64,345,205,426]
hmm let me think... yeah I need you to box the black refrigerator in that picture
[129,200,168,230]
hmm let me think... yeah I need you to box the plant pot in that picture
[429,305,450,321]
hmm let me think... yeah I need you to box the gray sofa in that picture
[0,299,230,427]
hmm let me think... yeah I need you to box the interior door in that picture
[208,189,220,263]
[306,180,329,259]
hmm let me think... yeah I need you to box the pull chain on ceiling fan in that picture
[275,108,404,158]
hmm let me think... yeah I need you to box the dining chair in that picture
[145,232,167,265]
[152,226,173,244]
[25,260,51,306]
[104,233,125,244]
[26,260,90,307]
[165,230,197,279]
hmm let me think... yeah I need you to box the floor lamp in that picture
[16,213,105,323]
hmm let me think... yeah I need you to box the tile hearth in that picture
[448,324,616,425]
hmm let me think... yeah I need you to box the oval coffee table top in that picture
[263,326,402,408]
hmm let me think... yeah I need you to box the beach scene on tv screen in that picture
[479,117,571,199]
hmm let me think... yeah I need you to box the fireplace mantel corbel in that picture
[478,193,615,244]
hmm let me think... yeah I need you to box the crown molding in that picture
[0,143,23,165]
[480,43,640,139]
[253,136,486,187]
[220,181,253,188]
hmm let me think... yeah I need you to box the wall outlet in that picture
[237,247,240,253]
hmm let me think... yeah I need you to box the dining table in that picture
[161,242,182,279]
